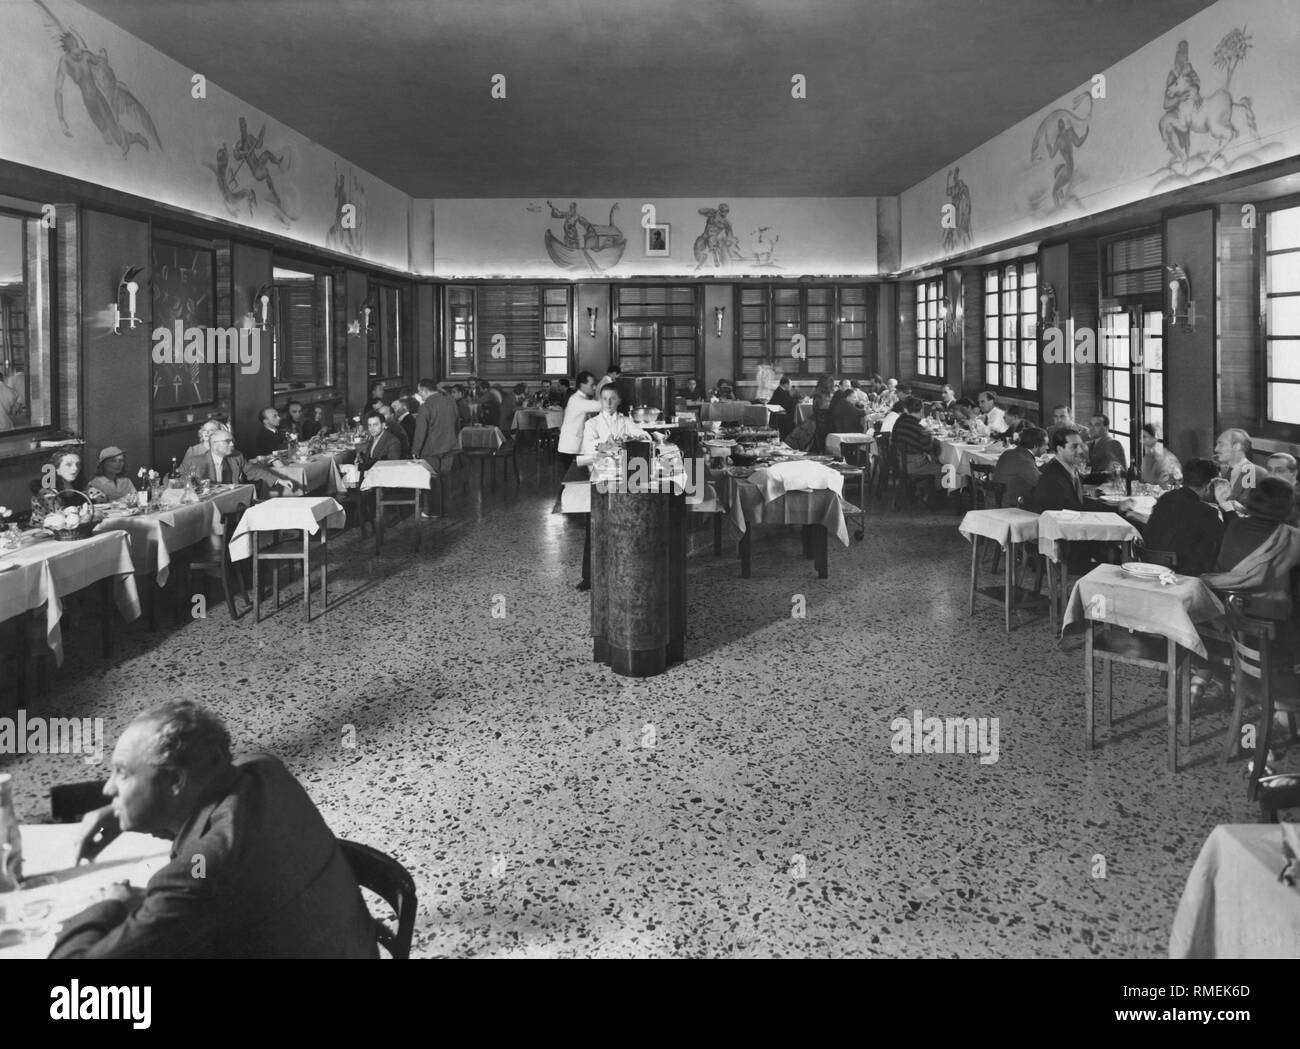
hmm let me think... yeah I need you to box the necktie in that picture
[219,457,232,484]
[1071,468,1082,505]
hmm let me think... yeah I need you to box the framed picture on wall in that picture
[645,224,670,257]
[150,239,217,411]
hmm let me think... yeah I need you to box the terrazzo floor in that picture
[0,457,1272,958]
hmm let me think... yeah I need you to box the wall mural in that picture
[542,201,626,274]
[1026,91,1093,214]
[1153,28,1265,191]
[748,226,780,269]
[327,166,366,255]
[693,203,743,269]
[209,117,299,227]
[33,0,163,158]
[941,167,972,253]
[150,241,215,410]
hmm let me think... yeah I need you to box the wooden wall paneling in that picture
[896,281,916,383]
[960,265,982,394]
[1163,210,1216,461]
[1068,238,1099,420]
[1216,202,1258,436]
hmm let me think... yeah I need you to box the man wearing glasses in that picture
[188,429,297,496]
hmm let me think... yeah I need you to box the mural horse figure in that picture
[1159,71,1258,163]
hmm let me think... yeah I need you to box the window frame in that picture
[1262,200,1300,435]
[269,262,333,393]
[733,283,872,381]
[915,278,942,380]
[982,258,1039,397]
[440,283,573,381]
[0,203,56,439]
[366,280,406,388]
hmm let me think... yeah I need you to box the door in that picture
[1099,305,1164,464]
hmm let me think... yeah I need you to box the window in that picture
[916,279,941,378]
[1265,204,1300,425]
[271,265,332,390]
[442,285,571,379]
[983,259,1038,393]
[367,284,404,384]
[0,204,54,433]
[736,285,873,380]
[1103,230,1163,297]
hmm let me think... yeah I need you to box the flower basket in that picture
[40,489,96,542]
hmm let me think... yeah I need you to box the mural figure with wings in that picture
[32,0,163,157]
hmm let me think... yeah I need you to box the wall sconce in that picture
[1167,265,1194,331]
[110,266,143,334]
[1039,283,1061,330]
[249,284,273,330]
[587,306,598,338]
[937,296,951,338]
[349,297,374,337]
[714,306,726,338]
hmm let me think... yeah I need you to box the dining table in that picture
[1039,509,1144,629]
[262,445,356,495]
[1169,822,1300,958]
[0,824,172,959]
[92,484,256,586]
[1061,562,1225,771]
[936,434,1007,489]
[715,465,851,579]
[510,407,564,433]
[0,529,141,669]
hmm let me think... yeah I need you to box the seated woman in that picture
[30,449,105,516]
[300,405,325,441]
[87,446,136,502]
[1138,422,1182,487]
[812,374,835,412]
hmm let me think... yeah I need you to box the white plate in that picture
[1097,492,1126,503]
[1120,562,1171,579]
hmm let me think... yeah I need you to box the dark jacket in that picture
[397,413,416,449]
[358,428,404,471]
[768,386,797,436]
[828,392,867,435]
[412,392,460,459]
[183,450,287,490]
[991,445,1041,510]
[1087,435,1127,475]
[251,425,287,459]
[1026,458,1109,513]
[50,755,376,959]
[1142,486,1224,576]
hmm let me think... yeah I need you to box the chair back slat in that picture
[339,838,418,960]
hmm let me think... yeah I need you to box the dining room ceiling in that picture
[77,0,1214,198]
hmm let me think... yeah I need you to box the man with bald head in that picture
[51,700,375,959]
[185,429,297,495]
[1212,428,1260,515]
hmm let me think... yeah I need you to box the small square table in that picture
[958,508,1044,631]
[228,497,345,622]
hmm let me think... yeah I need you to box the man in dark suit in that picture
[357,411,403,473]
[1027,427,1120,572]
[1084,413,1128,483]
[411,377,461,517]
[51,700,376,959]
[187,430,297,495]
[992,426,1046,509]
[392,397,417,450]
[251,406,288,458]
[828,385,867,436]
[1142,458,1224,575]
[768,377,797,438]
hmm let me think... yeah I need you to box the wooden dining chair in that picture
[968,462,1004,511]
[338,839,418,960]
[1222,596,1300,815]
[179,500,249,621]
[1138,548,1178,569]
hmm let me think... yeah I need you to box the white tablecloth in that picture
[460,426,507,451]
[359,459,436,491]
[268,452,348,495]
[938,438,1006,489]
[1037,510,1142,563]
[0,531,141,664]
[1169,823,1300,958]
[93,484,255,586]
[228,497,346,561]
[511,408,563,431]
[746,461,844,501]
[0,826,171,959]
[958,508,1040,548]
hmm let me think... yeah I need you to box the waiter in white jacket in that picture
[577,385,651,467]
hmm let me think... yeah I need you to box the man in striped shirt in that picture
[891,396,943,482]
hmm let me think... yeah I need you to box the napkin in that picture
[747,460,844,502]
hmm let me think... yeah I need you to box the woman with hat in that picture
[88,446,136,502]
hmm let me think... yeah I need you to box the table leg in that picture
[1047,562,1058,632]
[1178,648,1191,748]
[303,530,311,623]
[1003,539,1013,632]
[812,525,827,579]
[582,513,591,586]
[801,524,813,559]
[740,529,751,579]
[1166,638,1178,773]
[252,537,261,623]
[713,513,722,555]
[375,489,385,554]
[320,530,328,613]
[14,615,28,706]
[969,536,979,616]
[1102,655,1112,727]
[1084,623,1095,750]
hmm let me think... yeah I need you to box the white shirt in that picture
[558,390,602,454]
[983,406,1006,431]
[880,410,900,434]
[578,412,649,464]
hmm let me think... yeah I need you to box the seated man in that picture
[1211,427,1261,517]
[890,395,944,494]
[1026,427,1116,572]
[998,404,1027,441]
[357,410,403,473]
[992,426,1046,510]
[1084,413,1127,483]
[1045,404,1075,447]
[186,430,297,496]
[828,385,867,434]
[1268,451,1299,525]
[1141,458,1224,576]
[251,407,288,459]
[392,397,417,450]
[977,390,1006,432]
[52,701,376,958]
[768,376,797,438]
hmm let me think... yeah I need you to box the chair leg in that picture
[1003,540,1012,632]
[968,536,979,616]
[1222,661,1248,763]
